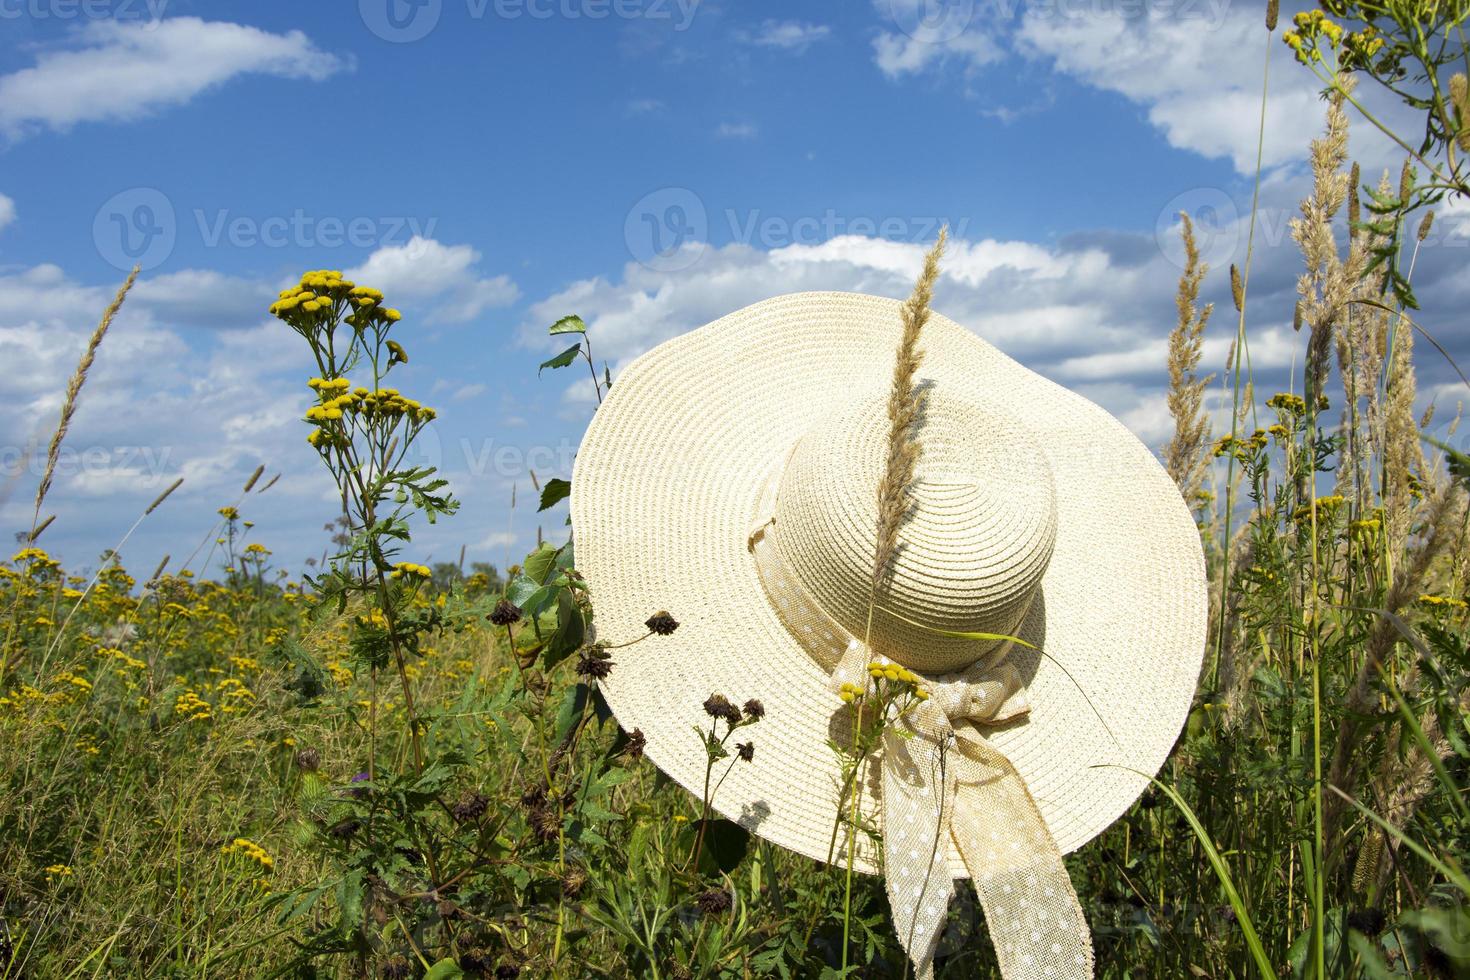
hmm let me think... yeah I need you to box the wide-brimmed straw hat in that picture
[571,289,1207,977]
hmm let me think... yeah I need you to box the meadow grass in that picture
[3,6,1470,978]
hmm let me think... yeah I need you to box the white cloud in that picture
[347,237,519,324]
[715,122,758,140]
[742,20,831,53]
[872,28,1002,79]
[522,231,1188,429]
[1013,4,1411,175]
[478,530,518,549]
[130,269,276,330]
[0,18,347,139]
[0,193,15,231]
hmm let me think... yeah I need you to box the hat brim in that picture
[571,292,1206,875]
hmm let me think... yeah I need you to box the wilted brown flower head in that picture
[452,791,489,823]
[623,727,646,759]
[702,693,741,725]
[645,610,679,635]
[489,599,523,627]
[576,650,614,680]
[295,747,321,771]
[742,698,765,721]
[737,741,755,762]
[694,888,732,916]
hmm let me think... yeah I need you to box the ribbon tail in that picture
[879,722,957,980]
[950,731,1094,979]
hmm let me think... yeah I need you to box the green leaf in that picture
[549,314,587,335]
[539,344,582,375]
[554,682,591,746]
[543,589,585,669]
[538,478,571,512]
[523,542,559,584]
[680,818,750,876]
[425,959,465,980]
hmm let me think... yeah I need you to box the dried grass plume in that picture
[873,227,947,584]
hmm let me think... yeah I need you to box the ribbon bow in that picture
[750,519,1094,979]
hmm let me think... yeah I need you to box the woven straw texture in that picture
[571,292,1207,875]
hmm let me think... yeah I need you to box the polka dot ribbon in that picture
[749,514,1094,979]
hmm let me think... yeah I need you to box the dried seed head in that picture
[694,888,732,916]
[295,747,321,771]
[623,727,646,758]
[1229,264,1244,312]
[702,693,742,725]
[1417,210,1434,242]
[575,650,613,680]
[452,791,489,823]
[326,817,361,840]
[1398,159,1414,205]
[1293,301,1304,333]
[488,599,522,627]
[561,865,588,898]
[737,741,755,762]
[742,698,765,720]
[1265,0,1278,30]
[1451,74,1469,151]
[644,610,679,635]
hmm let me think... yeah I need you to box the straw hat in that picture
[571,289,1206,875]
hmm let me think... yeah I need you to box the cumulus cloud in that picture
[0,17,347,139]
[520,228,1279,436]
[0,193,15,232]
[872,29,1002,79]
[740,20,832,53]
[870,0,1003,79]
[347,237,519,324]
[1013,3,1411,175]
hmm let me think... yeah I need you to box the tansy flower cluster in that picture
[1292,494,1346,523]
[1267,391,1329,415]
[221,837,275,871]
[391,562,432,581]
[303,378,438,449]
[269,271,401,330]
[1212,431,1269,460]
[840,660,930,706]
[1283,10,1344,64]
[175,689,213,722]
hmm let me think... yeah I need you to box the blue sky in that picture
[1,0,1466,580]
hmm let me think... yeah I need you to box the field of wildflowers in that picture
[2,3,1470,978]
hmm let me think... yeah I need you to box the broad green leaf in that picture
[549,314,587,335]
[543,589,585,669]
[555,681,591,746]
[680,818,750,876]
[523,541,559,584]
[538,478,571,512]
[425,958,465,980]
[539,343,582,375]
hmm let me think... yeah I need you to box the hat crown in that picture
[771,390,1056,674]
